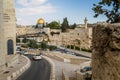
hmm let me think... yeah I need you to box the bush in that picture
[75,46,80,50]
[71,45,74,49]
[40,41,48,50]
[49,45,57,51]
[81,48,92,52]
[16,38,20,43]
[67,45,70,48]
[22,38,29,43]
[67,45,92,52]
[27,40,39,48]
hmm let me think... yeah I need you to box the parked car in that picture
[16,46,21,53]
[32,55,42,60]
[80,66,92,73]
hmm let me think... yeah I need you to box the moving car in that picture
[32,55,42,60]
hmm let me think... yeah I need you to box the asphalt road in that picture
[16,54,51,80]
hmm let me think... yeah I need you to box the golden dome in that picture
[37,18,45,24]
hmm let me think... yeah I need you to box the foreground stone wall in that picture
[0,0,16,71]
[92,24,120,80]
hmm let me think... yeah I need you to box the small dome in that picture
[37,18,45,24]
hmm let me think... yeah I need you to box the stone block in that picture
[92,24,120,80]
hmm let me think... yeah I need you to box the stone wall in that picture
[0,0,16,71]
[70,58,90,65]
[17,25,92,50]
[92,24,120,80]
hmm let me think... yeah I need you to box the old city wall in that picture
[75,28,92,49]
[16,26,92,50]
[92,24,120,80]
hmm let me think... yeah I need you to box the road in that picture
[16,54,51,80]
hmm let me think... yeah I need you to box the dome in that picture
[37,18,45,24]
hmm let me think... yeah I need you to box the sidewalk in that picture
[0,55,29,80]
[51,58,80,80]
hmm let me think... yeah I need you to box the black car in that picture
[80,66,92,72]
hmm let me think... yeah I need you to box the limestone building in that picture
[16,18,94,50]
[0,0,16,69]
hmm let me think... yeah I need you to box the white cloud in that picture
[15,0,57,25]
[16,0,47,7]
[17,17,32,25]
[16,3,57,16]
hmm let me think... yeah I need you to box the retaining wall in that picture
[7,55,31,80]
[42,56,56,80]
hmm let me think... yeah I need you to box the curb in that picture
[7,55,31,80]
[42,56,56,80]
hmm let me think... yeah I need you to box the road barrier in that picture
[42,56,56,80]
[7,55,31,80]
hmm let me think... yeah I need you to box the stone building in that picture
[16,25,40,36]
[16,18,94,50]
[48,18,94,49]
[0,0,16,70]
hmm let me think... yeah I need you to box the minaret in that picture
[84,17,88,29]
[0,0,16,69]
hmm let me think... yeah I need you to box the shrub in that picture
[49,45,57,51]
[81,48,92,52]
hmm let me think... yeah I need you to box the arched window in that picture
[7,39,14,55]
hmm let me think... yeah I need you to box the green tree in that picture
[70,23,77,29]
[35,24,38,28]
[49,45,57,51]
[16,38,20,43]
[41,41,48,50]
[46,21,60,29]
[22,38,29,43]
[61,17,69,32]
[92,0,120,23]
[27,40,38,48]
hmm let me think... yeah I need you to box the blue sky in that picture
[15,0,107,25]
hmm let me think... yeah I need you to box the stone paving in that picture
[0,55,28,80]
[50,58,80,80]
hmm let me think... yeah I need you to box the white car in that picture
[32,55,42,60]
[24,52,29,54]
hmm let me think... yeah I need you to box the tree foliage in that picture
[40,41,48,50]
[48,45,57,51]
[70,23,77,29]
[16,38,20,43]
[22,38,29,43]
[92,0,120,23]
[46,21,60,29]
[61,17,69,32]
[27,40,39,48]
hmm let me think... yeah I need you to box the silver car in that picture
[32,55,42,60]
